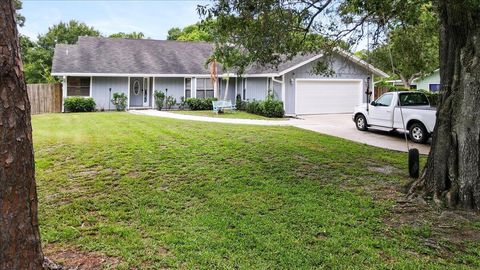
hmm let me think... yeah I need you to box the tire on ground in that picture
[355,114,368,131]
[409,148,420,178]
[409,122,429,144]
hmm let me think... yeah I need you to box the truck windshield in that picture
[398,93,430,106]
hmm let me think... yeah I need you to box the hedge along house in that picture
[52,37,388,115]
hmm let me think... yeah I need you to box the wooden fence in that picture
[374,86,389,99]
[27,83,62,115]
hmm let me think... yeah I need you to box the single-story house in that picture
[412,69,440,92]
[52,36,388,115]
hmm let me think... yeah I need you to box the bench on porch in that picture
[212,100,235,113]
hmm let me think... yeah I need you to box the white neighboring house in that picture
[412,69,440,92]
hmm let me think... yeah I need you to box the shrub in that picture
[178,96,187,110]
[154,91,166,110]
[185,97,218,110]
[245,99,284,118]
[262,99,284,117]
[165,96,176,110]
[235,94,246,111]
[111,92,127,111]
[64,97,96,112]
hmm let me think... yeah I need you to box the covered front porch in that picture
[128,77,154,109]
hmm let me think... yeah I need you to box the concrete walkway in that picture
[129,110,292,126]
[130,110,431,154]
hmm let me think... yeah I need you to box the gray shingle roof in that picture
[52,36,387,77]
[52,37,215,75]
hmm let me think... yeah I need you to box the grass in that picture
[32,112,479,269]
[170,110,285,120]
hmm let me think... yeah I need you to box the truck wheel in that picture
[408,148,420,178]
[409,123,428,144]
[355,114,368,131]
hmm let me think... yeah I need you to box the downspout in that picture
[271,76,285,110]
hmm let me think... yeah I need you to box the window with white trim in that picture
[185,78,192,98]
[67,77,90,96]
[196,78,214,98]
[429,84,441,92]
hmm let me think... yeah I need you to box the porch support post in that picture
[193,77,197,98]
[152,77,156,109]
[234,77,238,101]
[281,75,286,110]
[127,76,130,110]
[62,75,67,112]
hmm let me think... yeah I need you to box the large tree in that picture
[200,0,480,210]
[0,0,44,268]
[409,0,480,209]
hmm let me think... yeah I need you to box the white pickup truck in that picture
[352,91,436,144]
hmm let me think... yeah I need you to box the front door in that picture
[142,77,150,107]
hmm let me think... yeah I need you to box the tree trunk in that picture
[398,73,411,89]
[0,1,44,269]
[409,0,480,210]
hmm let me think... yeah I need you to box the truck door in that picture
[369,93,395,127]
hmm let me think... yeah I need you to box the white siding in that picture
[413,70,440,91]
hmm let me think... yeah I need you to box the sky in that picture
[19,0,210,40]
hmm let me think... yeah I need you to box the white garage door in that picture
[295,79,362,114]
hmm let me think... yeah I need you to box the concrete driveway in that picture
[292,114,431,155]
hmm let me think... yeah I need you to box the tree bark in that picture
[0,1,44,269]
[409,0,480,210]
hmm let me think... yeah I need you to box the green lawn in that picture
[170,110,285,120]
[33,112,479,269]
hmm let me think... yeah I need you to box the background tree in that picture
[109,31,146,39]
[37,20,100,53]
[0,0,44,268]
[167,27,182,40]
[358,5,439,88]
[200,0,480,210]
[22,20,100,83]
[166,20,214,42]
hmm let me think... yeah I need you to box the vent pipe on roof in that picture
[66,49,69,56]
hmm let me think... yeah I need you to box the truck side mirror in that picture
[370,101,377,106]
